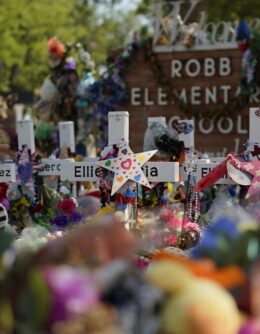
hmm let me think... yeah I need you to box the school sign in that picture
[117,1,260,156]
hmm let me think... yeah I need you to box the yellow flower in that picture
[96,206,115,217]
[19,197,30,207]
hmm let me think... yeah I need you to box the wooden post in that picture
[108,111,129,145]
[249,108,260,144]
[59,121,75,153]
[16,119,35,153]
[58,121,77,197]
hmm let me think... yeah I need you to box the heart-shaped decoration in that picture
[172,120,185,134]
[117,176,123,182]
[255,108,260,117]
[138,156,145,162]
[121,148,128,155]
[123,171,126,174]
[18,163,33,183]
[105,160,112,167]
[121,158,132,170]
[134,174,141,182]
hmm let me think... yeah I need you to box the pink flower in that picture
[135,257,150,270]
[164,233,178,246]
[44,266,99,323]
[160,207,174,222]
[166,217,182,229]
[183,220,201,233]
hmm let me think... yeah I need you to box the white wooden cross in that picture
[60,111,180,184]
[13,114,179,192]
[39,121,75,177]
[189,107,260,185]
[0,119,36,184]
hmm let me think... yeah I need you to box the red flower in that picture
[238,41,250,53]
[48,37,65,60]
[31,203,44,213]
[0,183,8,201]
[57,198,76,215]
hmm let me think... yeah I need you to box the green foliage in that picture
[0,0,139,92]
[1,0,258,93]
[0,299,13,333]
[17,269,51,331]
[207,0,260,21]
[0,227,16,254]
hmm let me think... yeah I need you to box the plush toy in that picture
[146,260,241,334]
[146,260,193,294]
[163,278,240,334]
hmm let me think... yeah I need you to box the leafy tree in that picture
[207,0,260,21]
[0,0,139,92]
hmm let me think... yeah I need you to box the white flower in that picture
[60,186,70,195]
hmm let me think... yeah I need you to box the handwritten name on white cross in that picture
[38,159,62,176]
[180,158,234,185]
[195,161,234,185]
[60,161,179,183]
[0,164,16,182]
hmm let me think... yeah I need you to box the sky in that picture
[113,0,142,11]
[96,0,142,15]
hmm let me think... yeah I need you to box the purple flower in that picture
[52,215,69,228]
[51,131,59,144]
[70,211,83,224]
[64,57,77,70]
[44,266,99,324]
[115,59,124,69]
[1,198,9,209]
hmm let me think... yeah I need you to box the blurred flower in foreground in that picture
[44,266,99,324]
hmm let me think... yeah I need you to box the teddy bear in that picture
[146,260,241,334]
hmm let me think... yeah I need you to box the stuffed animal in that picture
[162,279,240,334]
[146,260,241,334]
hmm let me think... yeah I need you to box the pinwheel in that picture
[16,145,43,199]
